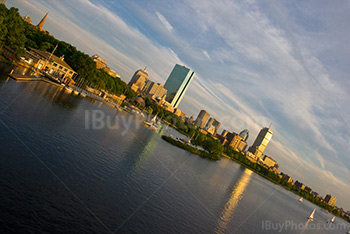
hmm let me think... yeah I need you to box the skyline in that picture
[6,0,349,210]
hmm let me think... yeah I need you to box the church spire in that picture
[37,12,48,31]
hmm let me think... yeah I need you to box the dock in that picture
[9,74,63,88]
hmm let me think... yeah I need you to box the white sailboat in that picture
[330,216,335,223]
[308,208,316,221]
[299,197,303,202]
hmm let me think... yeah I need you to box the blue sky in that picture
[7,0,350,210]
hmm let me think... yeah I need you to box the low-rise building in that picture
[24,47,77,85]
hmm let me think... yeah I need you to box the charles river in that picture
[0,63,349,234]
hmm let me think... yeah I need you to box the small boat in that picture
[346,229,350,234]
[79,91,87,97]
[308,208,316,221]
[64,86,73,93]
[330,216,335,223]
[299,197,303,202]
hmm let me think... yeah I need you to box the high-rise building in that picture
[239,129,249,142]
[37,12,48,31]
[204,117,221,135]
[128,67,149,92]
[194,110,210,129]
[164,64,195,108]
[324,194,336,206]
[248,127,273,158]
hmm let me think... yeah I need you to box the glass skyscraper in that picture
[164,64,195,108]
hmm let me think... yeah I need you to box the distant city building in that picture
[324,194,337,206]
[164,64,195,108]
[144,81,167,99]
[92,54,107,69]
[280,172,293,183]
[221,130,229,138]
[237,140,248,152]
[304,186,312,194]
[228,134,243,151]
[294,181,306,190]
[174,109,186,119]
[262,155,276,168]
[36,12,48,31]
[0,0,6,5]
[239,129,249,142]
[248,127,273,158]
[194,110,210,129]
[128,67,149,93]
[204,117,221,136]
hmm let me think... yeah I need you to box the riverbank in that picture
[161,135,220,161]
[162,131,350,223]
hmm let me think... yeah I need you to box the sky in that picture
[7,0,350,211]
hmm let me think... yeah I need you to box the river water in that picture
[1,64,349,233]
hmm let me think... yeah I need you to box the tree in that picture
[3,7,26,57]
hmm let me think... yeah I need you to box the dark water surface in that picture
[1,64,349,233]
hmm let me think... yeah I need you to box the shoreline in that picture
[161,132,350,224]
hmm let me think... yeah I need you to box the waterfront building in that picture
[248,127,273,158]
[36,12,48,31]
[0,0,6,5]
[239,129,249,142]
[304,186,313,194]
[324,194,336,206]
[194,110,210,129]
[164,64,195,108]
[128,67,149,93]
[23,47,77,84]
[262,155,276,168]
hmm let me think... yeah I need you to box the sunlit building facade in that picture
[248,127,273,158]
[164,64,195,108]
[324,194,336,206]
[194,110,210,129]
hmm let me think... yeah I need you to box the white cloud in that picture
[155,11,174,32]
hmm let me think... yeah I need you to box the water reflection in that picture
[215,168,253,234]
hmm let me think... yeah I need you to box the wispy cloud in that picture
[155,11,173,32]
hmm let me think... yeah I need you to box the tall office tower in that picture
[239,129,249,142]
[248,127,273,158]
[194,110,210,129]
[128,67,149,92]
[164,64,195,108]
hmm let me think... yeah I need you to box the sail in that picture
[331,216,335,222]
[309,209,316,219]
